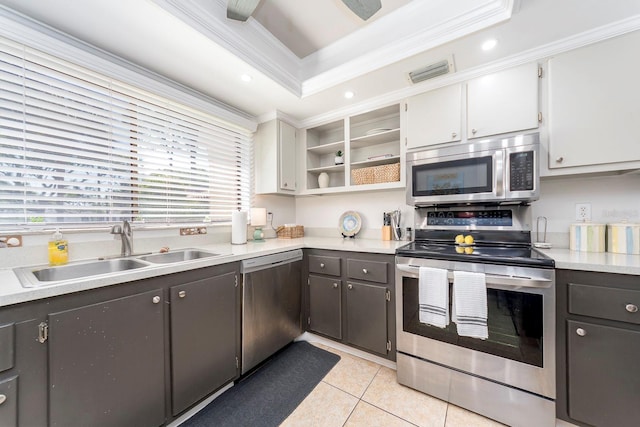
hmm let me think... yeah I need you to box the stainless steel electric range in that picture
[395,206,556,427]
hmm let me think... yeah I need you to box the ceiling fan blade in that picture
[227,0,261,22]
[342,0,382,21]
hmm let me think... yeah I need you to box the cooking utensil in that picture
[533,216,552,249]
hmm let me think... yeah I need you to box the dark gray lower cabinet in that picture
[305,249,395,360]
[309,275,342,339]
[567,320,640,426]
[557,269,640,427]
[170,272,237,415]
[345,281,388,355]
[48,288,165,427]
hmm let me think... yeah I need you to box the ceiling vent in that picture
[408,58,454,84]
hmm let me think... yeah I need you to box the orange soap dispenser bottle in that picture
[48,228,69,266]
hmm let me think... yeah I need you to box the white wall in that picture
[293,174,640,245]
[533,174,640,230]
[295,189,412,239]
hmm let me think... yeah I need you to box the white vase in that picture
[318,172,329,188]
[335,156,344,165]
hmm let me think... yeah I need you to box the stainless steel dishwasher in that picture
[240,249,303,374]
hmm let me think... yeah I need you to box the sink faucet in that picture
[110,220,133,257]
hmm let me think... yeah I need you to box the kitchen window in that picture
[0,37,252,227]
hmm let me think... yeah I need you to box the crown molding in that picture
[300,1,513,97]
[152,0,301,96]
[152,0,513,99]
[298,14,640,128]
[0,5,258,132]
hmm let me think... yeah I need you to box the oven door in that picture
[406,148,503,206]
[395,258,555,399]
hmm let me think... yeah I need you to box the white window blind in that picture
[0,37,252,226]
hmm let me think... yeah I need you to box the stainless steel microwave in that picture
[406,133,540,206]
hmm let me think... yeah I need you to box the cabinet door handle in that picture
[0,394,6,405]
[471,128,477,135]
[178,291,186,298]
[556,157,564,163]
[333,283,338,288]
[152,296,161,304]
[362,268,368,274]
[576,328,587,337]
[451,132,457,138]
[626,304,638,313]
[348,284,353,290]
[320,263,325,268]
[283,182,288,187]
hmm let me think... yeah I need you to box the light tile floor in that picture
[281,343,506,427]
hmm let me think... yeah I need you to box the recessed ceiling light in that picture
[481,39,497,51]
[240,74,252,82]
[344,91,355,99]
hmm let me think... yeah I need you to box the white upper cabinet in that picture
[406,84,462,149]
[254,119,297,195]
[467,62,540,139]
[547,31,640,171]
[304,104,403,194]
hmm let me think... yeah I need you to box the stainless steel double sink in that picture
[14,249,223,288]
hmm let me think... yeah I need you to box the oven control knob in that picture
[576,328,587,337]
[626,304,638,313]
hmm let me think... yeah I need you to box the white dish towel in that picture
[418,266,449,328]
[452,271,488,339]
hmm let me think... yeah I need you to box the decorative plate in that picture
[339,211,362,237]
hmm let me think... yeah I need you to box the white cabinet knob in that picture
[626,304,638,313]
[152,296,161,304]
[471,128,477,135]
[451,132,457,138]
[576,328,587,337]
[556,157,564,163]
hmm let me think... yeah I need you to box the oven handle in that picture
[396,264,553,289]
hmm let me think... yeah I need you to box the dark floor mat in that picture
[181,341,340,427]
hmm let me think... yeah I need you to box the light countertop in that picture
[539,248,640,275]
[2,238,640,308]
[0,237,407,308]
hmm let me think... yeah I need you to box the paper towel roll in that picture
[231,210,247,245]
[607,223,640,254]
[569,223,606,252]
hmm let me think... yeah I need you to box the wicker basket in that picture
[276,225,304,239]
[351,162,400,185]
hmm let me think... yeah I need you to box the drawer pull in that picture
[362,268,368,274]
[333,283,338,289]
[0,394,6,405]
[178,291,186,298]
[576,328,587,337]
[626,304,638,313]
[152,296,161,304]
[320,263,325,268]
[348,284,353,290]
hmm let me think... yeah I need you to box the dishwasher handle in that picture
[241,249,303,274]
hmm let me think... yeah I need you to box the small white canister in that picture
[607,223,640,254]
[569,223,606,252]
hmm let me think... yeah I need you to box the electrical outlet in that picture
[575,203,592,221]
